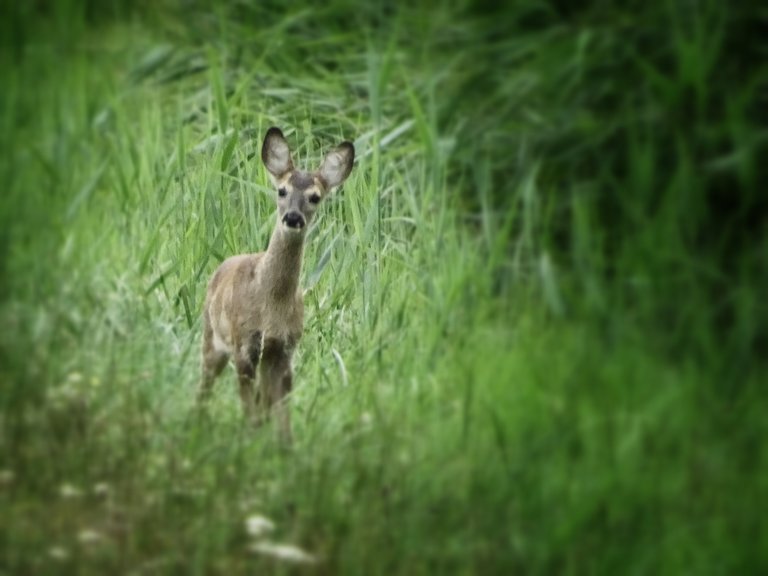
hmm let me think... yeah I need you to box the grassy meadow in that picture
[1,1,766,574]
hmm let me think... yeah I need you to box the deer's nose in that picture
[283,212,305,229]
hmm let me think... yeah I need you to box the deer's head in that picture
[261,127,354,234]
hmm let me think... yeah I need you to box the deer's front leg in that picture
[259,337,293,445]
[198,317,229,406]
[234,331,263,426]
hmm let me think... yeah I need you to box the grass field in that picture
[1,1,766,574]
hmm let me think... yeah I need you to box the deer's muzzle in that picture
[282,212,305,229]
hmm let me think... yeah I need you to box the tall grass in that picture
[0,1,766,574]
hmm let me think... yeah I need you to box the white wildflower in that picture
[93,482,111,497]
[0,469,14,486]
[48,546,70,561]
[245,515,275,538]
[77,529,104,545]
[59,483,83,499]
[250,541,318,564]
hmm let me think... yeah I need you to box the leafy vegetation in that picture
[1,1,765,574]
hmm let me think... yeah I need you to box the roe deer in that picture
[198,127,354,442]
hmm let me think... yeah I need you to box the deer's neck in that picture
[262,222,305,299]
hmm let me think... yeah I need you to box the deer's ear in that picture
[261,127,293,181]
[318,141,354,190]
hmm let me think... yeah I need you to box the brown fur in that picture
[198,127,354,443]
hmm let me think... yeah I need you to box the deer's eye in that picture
[278,188,287,198]
[308,193,321,204]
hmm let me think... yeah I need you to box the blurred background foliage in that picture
[0,0,766,574]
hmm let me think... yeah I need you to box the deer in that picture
[197,127,355,443]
